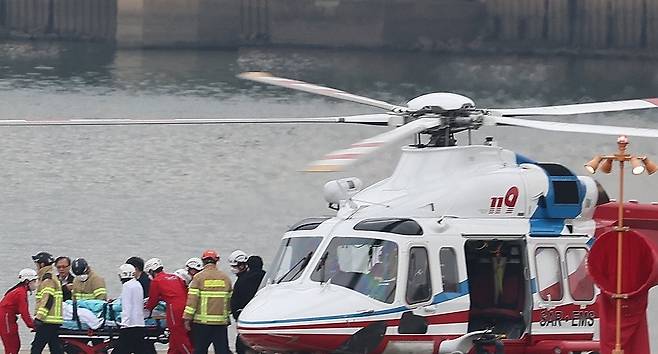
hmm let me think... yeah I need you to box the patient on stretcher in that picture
[61,299,167,330]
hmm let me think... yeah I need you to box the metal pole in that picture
[612,137,627,354]
[585,136,653,354]
[613,159,624,354]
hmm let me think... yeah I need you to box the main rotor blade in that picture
[0,114,393,127]
[490,116,658,138]
[305,117,441,172]
[489,98,658,117]
[238,72,409,113]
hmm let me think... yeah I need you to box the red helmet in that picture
[202,249,219,262]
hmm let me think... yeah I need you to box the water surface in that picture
[1,41,657,348]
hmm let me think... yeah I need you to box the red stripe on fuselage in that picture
[239,305,598,332]
[240,306,599,353]
[241,331,596,354]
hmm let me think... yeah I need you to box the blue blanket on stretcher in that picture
[61,299,167,330]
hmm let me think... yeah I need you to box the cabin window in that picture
[535,247,563,301]
[439,247,459,293]
[566,247,595,301]
[353,218,423,235]
[310,237,398,304]
[406,247,432,304]
[269,237,323,284]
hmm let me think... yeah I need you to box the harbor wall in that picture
[117,0,240,48]
[1,0,658,54]
[485,0,657,50]
[1,0,115,39]
[263,0,485,50]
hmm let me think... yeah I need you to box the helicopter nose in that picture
[237,284,380,352]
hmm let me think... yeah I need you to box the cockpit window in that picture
[311,237,398,304]
[268,237,323,284]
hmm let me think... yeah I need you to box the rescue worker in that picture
[71,258,107,300]
[184,250,232,354]
[231,253,266,354]
[243,256,266,299]
[126,257,157,354]
[126,256,150,297]
[185,257,203,279]
[114,264,147,354]
[144,258,193,354]
[31,251,64,354]
[54,256,74,301]
[174,269,192,286]
[228,250,249,277]
[0,269,37,354]
[228,250,249,354]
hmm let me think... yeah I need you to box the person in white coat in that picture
[113,264,146,354]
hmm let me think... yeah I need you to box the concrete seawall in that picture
[2,0,115,40]
[484,0,658,50]
[2,0,658,54]
[262,0,485,50]
[117,0,240,48]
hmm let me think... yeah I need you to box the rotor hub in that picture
[406,92,475,112]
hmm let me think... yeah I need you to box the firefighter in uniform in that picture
[184,250,233,354]
[70,258,107,300]
[31,251,64,354]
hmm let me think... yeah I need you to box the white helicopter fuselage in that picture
[238,145,603,354]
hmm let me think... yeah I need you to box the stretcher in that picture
[58,300,169,354]
[59,324,168,354]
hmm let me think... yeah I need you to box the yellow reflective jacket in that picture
[72,270,107,300]
[184,264,232,325]
[35,266,63,324]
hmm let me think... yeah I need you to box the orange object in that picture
[202,250,220,261]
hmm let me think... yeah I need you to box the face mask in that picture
[79,274,89,282]
[230,267,240,274]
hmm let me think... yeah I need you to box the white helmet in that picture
[185,257,203,271]
[118,264,136,280]
[174,268,192,285]
[18,268,38,282]
[228,250,248,266]
[144,258,163,273]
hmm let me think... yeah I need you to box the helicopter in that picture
[224,73,658,354]
[4,73,658,354]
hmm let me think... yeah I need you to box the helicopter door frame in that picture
[561,242,598,307]
[527,234,598,338]
[383,242,436,354]
[461,234,532,340]
[403,241,434,309]
[529,235,597,308]
[394,241,435,337]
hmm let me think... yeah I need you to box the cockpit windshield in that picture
[268,237,323,284]
[311,237,398,303]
